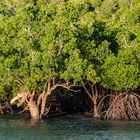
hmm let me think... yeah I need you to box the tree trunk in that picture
[40,91,51,118]
[28,99,40,120]
[40,80,52,118]
[93,95,98,118]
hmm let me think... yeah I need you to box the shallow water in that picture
[0,115,140,140]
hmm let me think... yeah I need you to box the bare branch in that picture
[123,35,129,48]
[28,49,34,60]
[82,82,93,101]
[14,77,24,86]
[25,21,34,39]
[50,83,80,93]
[18,106,29,114]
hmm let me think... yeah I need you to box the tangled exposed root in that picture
[0,103,3,114]
[105,92,140,120]
[0,101,13,115]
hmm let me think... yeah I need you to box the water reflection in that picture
[0,115,140,140]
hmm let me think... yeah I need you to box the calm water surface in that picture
[0,114,140,140]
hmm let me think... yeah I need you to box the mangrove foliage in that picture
[0,0,140,120]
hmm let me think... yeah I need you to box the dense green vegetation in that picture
[0,0,140,120]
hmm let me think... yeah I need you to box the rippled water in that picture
[0,114,140,140]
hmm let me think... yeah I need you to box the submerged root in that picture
[105,93,140,120]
